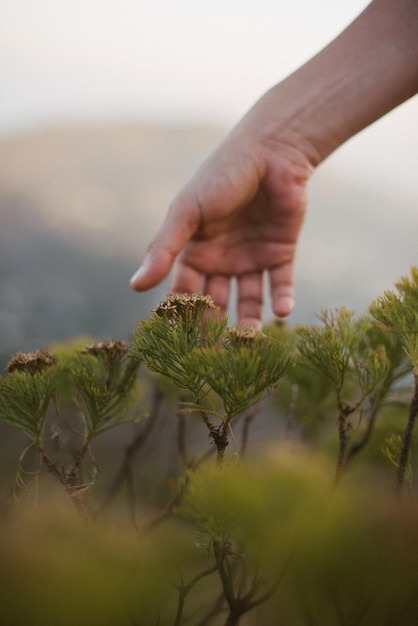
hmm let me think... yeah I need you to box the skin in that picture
[131,0,418,328]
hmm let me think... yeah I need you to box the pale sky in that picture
[1,0,418,194]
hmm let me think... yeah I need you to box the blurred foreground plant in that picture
[3,451,418,626]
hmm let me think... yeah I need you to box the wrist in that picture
[246,0,418,169]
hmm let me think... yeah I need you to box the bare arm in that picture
[131,0,418,327]
[262,0,418,164]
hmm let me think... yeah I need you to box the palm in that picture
[170,153,308,325]
[132,132,311,327]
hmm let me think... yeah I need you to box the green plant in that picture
[0,269,417,625]
[131,294,293,462]
[1,341,144,521]
[131,294,226,395]
[0,350,57,442]
[296,309,393,484]
[370,266,418,493]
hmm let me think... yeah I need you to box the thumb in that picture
[130,195,198,292]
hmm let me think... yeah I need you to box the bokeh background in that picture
[1,0,417,366]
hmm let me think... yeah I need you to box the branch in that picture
[98,386,163,514]
[173,562,219,626]
[396,374,418,495]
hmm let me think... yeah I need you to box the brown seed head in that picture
[82,339,129,359]
[154,293,216,319]
[6,350,56,376]
[226,326,267,348]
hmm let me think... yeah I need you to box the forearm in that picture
[248,0,418,167]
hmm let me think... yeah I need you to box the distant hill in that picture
[0,124,416,366]
[0,124,225,258]
[0,124,224,365]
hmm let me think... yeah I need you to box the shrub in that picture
[0,268,417,625]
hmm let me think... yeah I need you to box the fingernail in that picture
[130,265,145,285]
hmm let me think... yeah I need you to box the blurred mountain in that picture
[0,124,225,257]
[0,124,416,367]
[0,124,225,365]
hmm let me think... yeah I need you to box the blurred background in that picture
[1,0,417,367]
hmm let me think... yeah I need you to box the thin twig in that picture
[213,537,285,626]
[98,386,163,514]
[173,562,219,626]
[396,374,418,495]
[333,405,355,487]
[344,402,378,469]
[141,447,214,533]
[176,406,188,466]
[38,442,95,525]
[285,384,299,441]
[239,406,259,456]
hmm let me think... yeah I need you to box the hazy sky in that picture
[1,0,418,195]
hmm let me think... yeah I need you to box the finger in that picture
[130,191,199,292]
[170,259,202,294]
[203,274,231,318]
[237,272,264,329]
[269,261,295,318]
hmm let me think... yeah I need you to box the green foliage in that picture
[70,340,142,439]
[0,350,58,441]
[294,308,411,484]
[165,453,418,625]
[370,267,418,494]
[131,295,293,463]
[297,309,389,404]
[185,326,294,418]
[131,294,227,395]
[370,266,418,374]
[297,307,359,393]
[0,270,418,624]
[382,433,413,489]
[6,452,418,626]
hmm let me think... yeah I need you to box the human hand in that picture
[130,117,312,328]
[131,0,418,328]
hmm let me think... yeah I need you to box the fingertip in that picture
[273,296,295,319]
[130,266,146,290]
[130,253,170,292]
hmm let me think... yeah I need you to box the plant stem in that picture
[344,401,378,469]
[194,397,228,462]
[239,406,258,456]
[396,373,418,495]
[71,438,91,477]
[173,563,219,626]
[38,442,94,525]
[98,386,163,515]
[213,538,280,626]
[334,406,355,487]
[196,396,216,433]
[212,421,229,465]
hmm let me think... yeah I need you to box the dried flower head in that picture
[225,326,267,348]
[6,350,56,376]
[82,340,129,359]
[81,340,131,380]
[154,294,216,320]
